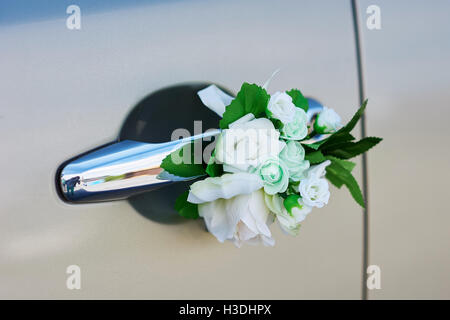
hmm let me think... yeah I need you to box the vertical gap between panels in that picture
[351,0,369,300]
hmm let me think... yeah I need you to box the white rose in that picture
[314,106,342,133]
[198,189,275,247]
[264,194,312,236]
[299,160,331,208]
[253,156,289,195]
[280,108,308,140]
[267,91,296,124]
[279,140,310,181]
[215,115,286,173]
[187,172,263,204]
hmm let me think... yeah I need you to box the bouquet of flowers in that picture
[160,80,382,247]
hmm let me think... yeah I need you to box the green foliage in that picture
[304,100,381,162]
[338,99,368,134]
[160,143,206,178]
[325,156,356,172]
[304,100,367,150]
[304,100,381,208]
[325,169,345,188]
[286,89,309,112]
[323,137,383,159]
[318,132,356,150]
[175,191,199,219]
[326,159,365,208]
[220,83,270,129]
[283,194,301,216]
[271,118,284,130]
[205,150,223,177]
[305,132,355,151]
[304,150,326,164]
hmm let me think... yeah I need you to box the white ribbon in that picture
[197,69,280,118]
[262,68,280,90]
[197,84,234,117]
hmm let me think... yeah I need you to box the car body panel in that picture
[359,0,450,299]
[0,0,363,299]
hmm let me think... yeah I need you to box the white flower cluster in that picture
[187,85,342,247]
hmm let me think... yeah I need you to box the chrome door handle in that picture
[58,130,220,203]
[56,79,324,205]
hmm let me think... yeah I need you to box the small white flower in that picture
[279,140,310,181]
[215,115,285,173]
[314,107,342,133]
[267,91,297,124]
[306,160,330,180]
[281,108,308,140]
[264,193,312,236]
[198,189,275,247]
[299,160,331,208]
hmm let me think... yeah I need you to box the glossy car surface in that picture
[0,0,449,299]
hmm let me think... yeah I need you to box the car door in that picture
[0,0,363,299]
[359,0,450,299]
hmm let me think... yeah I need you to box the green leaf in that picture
[205,150,223,177]
[318,135,353,151]
[304,150,326,164]
[271,118,284,130]
[337,99,368,134]
[283,194,301,217]
[325,156,356,172]
[325,169,345,188]
[324,137,383,159]
[326,160,365,208]
[219,83,269,129]
[304,132,355,150]
[303,140,325,151]
[287,181,300,195]
[175,191,199,219]
[286,89,309,112]
[320,132,355,149]
[160,143,206,178]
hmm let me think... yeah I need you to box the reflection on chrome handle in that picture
[59,130,220,203]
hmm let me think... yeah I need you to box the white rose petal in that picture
[289,199,313,224]
[264,194,312,236]
[307,160,331,180]
[198,189,275,247]
[315,106,342,133]
[267,91,296,124]
[264,192,284,215]
[299,160,331,208]
[229,113,255,128]
[279,140,310,181]
[187,172,263,204]
[215,115,285,173]
[281,108,308,140]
